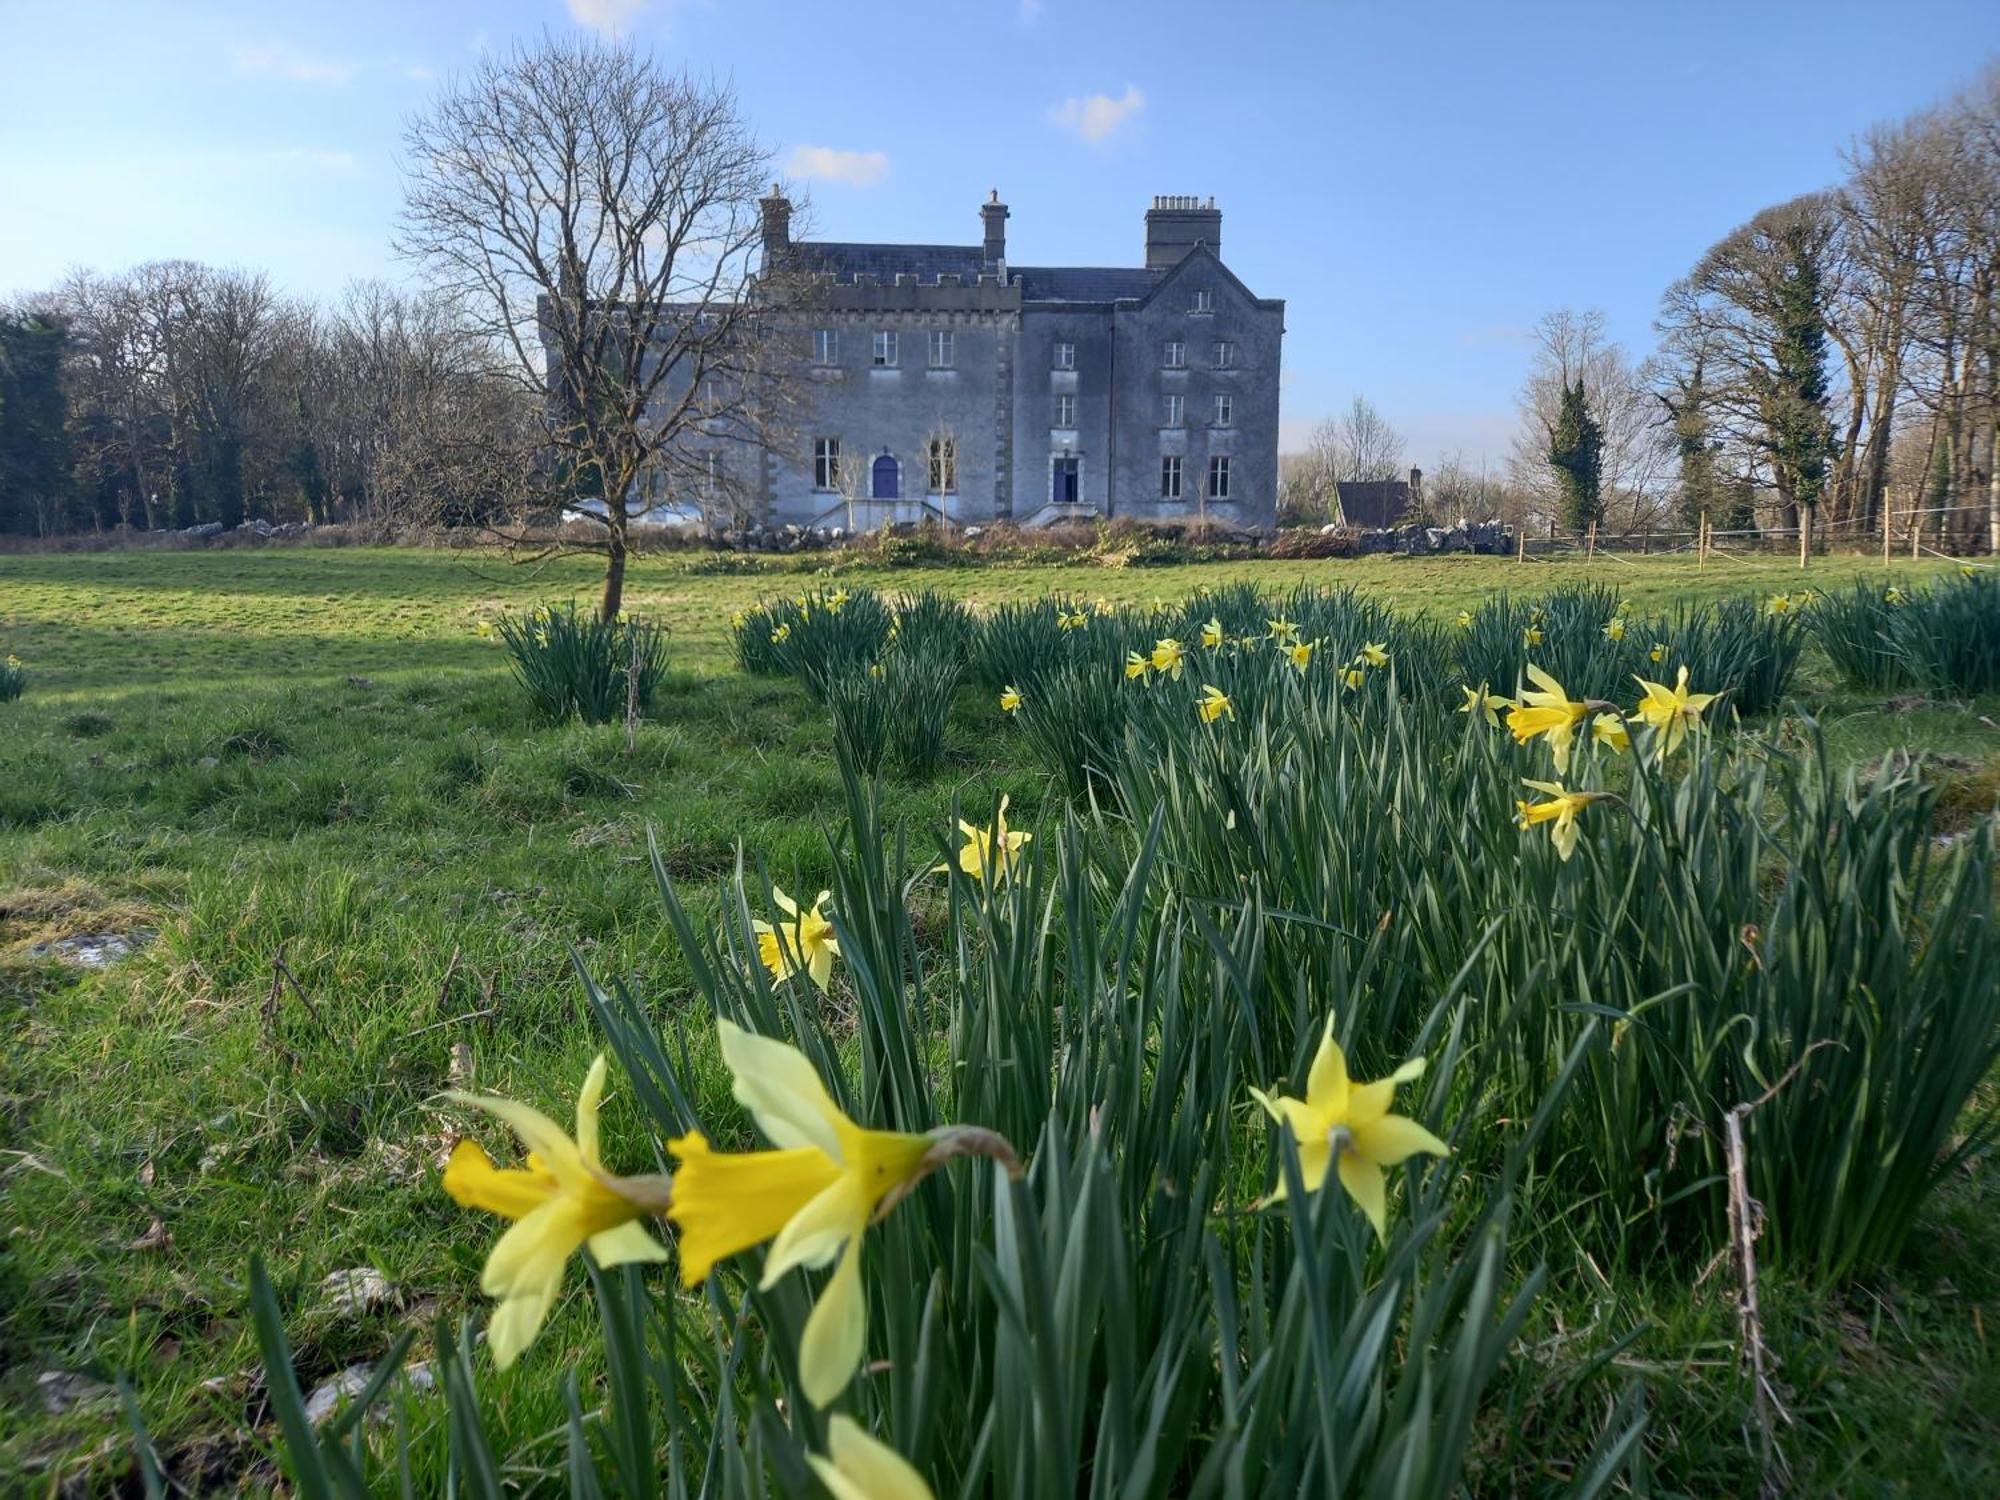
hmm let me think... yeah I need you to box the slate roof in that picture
[1335,480,1412,529]
[791,241,1164,302]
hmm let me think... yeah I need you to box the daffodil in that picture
[1358,641,1390,669]
[668,1021,1018,1407]
[1201,617,1224,649]
[1884,586,1908,606]
[940,795,1031,882]
[615,609,631,625]
[1342,666,1366,689]
[1287,640,1315,673]
[869,662,885,680]
[1125,650,1151,681]
[771,623,792,645]
[1603,617,1626,642]
[1524,625,1544,647]
[808,1416,935,1500]
[753,886,840,989]
[1648,641,1668,663]
[1058,608,1088,631]
[1515,778,1611,861]
[999,685,1022,714]
[1631,665,1718,761]
[443,1056,672,1369]
[1459,684,1511,727]
[1591,712,1630,753]
[1198,684,1234,723]
[1268,617,1299,646]
[1455,610,1474,630]
[1151,637,1185,678]
[1248,1017,1448,1239]
[731,610,748,630]
[827,589,850,613]
[1505,664,1592,773]
[1766,593,1793,616]
[476,620,498,641]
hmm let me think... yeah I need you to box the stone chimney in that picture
[1144,194,1222,270]
[1408,467,1424,510]
[760,183,792,261]
[981,189,1009,270]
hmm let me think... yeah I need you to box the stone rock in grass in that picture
[320,1267,395,1318]
[303,1359,435,1426]
[38,1370,115,1415]
[27,931,154,967]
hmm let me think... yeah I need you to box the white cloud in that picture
[786,145,890,187]
[232,44,358,86]
[1048,85,1144,145]
[566,0,652,35]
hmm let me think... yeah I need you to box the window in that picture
[1213,340,1236,369]
[1213,393,1233,426]
[1054,393,1076,428]
[1163,393,1184,427]
[928,436,957,494]
[1192,289,1213,313]
[928,330,954,368]
[1161,455,1183,500]
[1207,455,1231,499]
[812,328,837,364]
[1164,340,1186,369]
[1053,341,1076,370]
[873,330,898,367]
[813,437,841,491]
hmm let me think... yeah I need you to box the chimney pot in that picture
[981,191,1009,269]
[1143,194,1222,270]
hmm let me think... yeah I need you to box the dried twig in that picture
[404,1008,501,1039]
[260,941,327,1060]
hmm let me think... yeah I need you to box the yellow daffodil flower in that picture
[827,590,850,613]
[940,794,1031,882]
[731,611,747,630]
[1884,586,1908,606]
[771,623,792,644]
[476,620,498,640]
[668,1021,1018,1407]
[1268,617,1299,645]
[1505,664,1592,773]
[1125,650,1151,681]
[1524,625,1544,647]
[1058,608,1088,631]
[1287,640,1315,673]
[1151,637,1185,679]
[1342,667,1366,689]
[887,617,900,640]
[1631,665,1718,761]
[1455,610,1474,629]
[1603,617,1626,642]
[999,685,1022,714]
[1766,593,1792,615]
[443,1056,672,1370]
[753,886,840,989]
[1201,617,1224,649]
[869,663,885,680]
[808,1416,935,1500]
[1459,684,1511,727]
[1648,641,1668,663]
[1358,641,1390,669]
[1515,778,1611,862]
[1249,1017,1448,1239]
[1591,712,1630,753]
[1198,684,1234,723]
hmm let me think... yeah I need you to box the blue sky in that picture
[2,0,1995,459]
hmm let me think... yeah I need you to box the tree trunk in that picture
[600,524,628,623]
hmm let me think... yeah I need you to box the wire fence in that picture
[1513,505,1999,571]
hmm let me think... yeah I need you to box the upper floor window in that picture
[1208,455,1232,499]
[1213,340,1236,369]
[1192,289,1213,313]
[813,437,841,491]
[1054,393,1076,428]
[928,330,954,368]
[1163,393,1184,428]
[1160,454,1183,500]
[1212,393,1234,427]
[812,328,838,364]
[928,436,957,494]
[873,330,898,367]
[1164,340,1186,369]
[1053,341,1076,370]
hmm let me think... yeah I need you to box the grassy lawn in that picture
[1,544,1994,1493]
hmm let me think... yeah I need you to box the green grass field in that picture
[1,545,1995,1494]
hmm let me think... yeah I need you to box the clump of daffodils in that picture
[1250,1018,1449,1240]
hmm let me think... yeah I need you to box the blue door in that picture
[1053,457,1079,504]
[872,455,899,500]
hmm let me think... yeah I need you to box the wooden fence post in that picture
[1882,499,1891,567]
[1701,510,1711,565]
[1517,526,1526,564]
[1912,514,1922,561]
[1587,519,1598,558]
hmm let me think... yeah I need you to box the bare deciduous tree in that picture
[1509,309,1669,534]
[399,34,796,618]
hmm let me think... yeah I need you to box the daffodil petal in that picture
[797,1237,867,1408]
[587,1218,670,1268]
[442,1139,557,1220]
[718,1019,848,1159]
[487,1256,566,1371]
[762,1172,868,1286]
[575,1054,608,1164]
[448,1093,588,1186]
[814,1415,935,1500]
[1305,1018,1349,1117]
[482,1196,585,1300]
[1352,1112,1451,1166]
[1337,1152,1389,1241]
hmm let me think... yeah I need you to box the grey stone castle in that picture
[748,189,1284,531]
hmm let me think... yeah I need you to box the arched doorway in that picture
[871,453,900,501]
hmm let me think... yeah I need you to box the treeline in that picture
[0,264,534,538]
